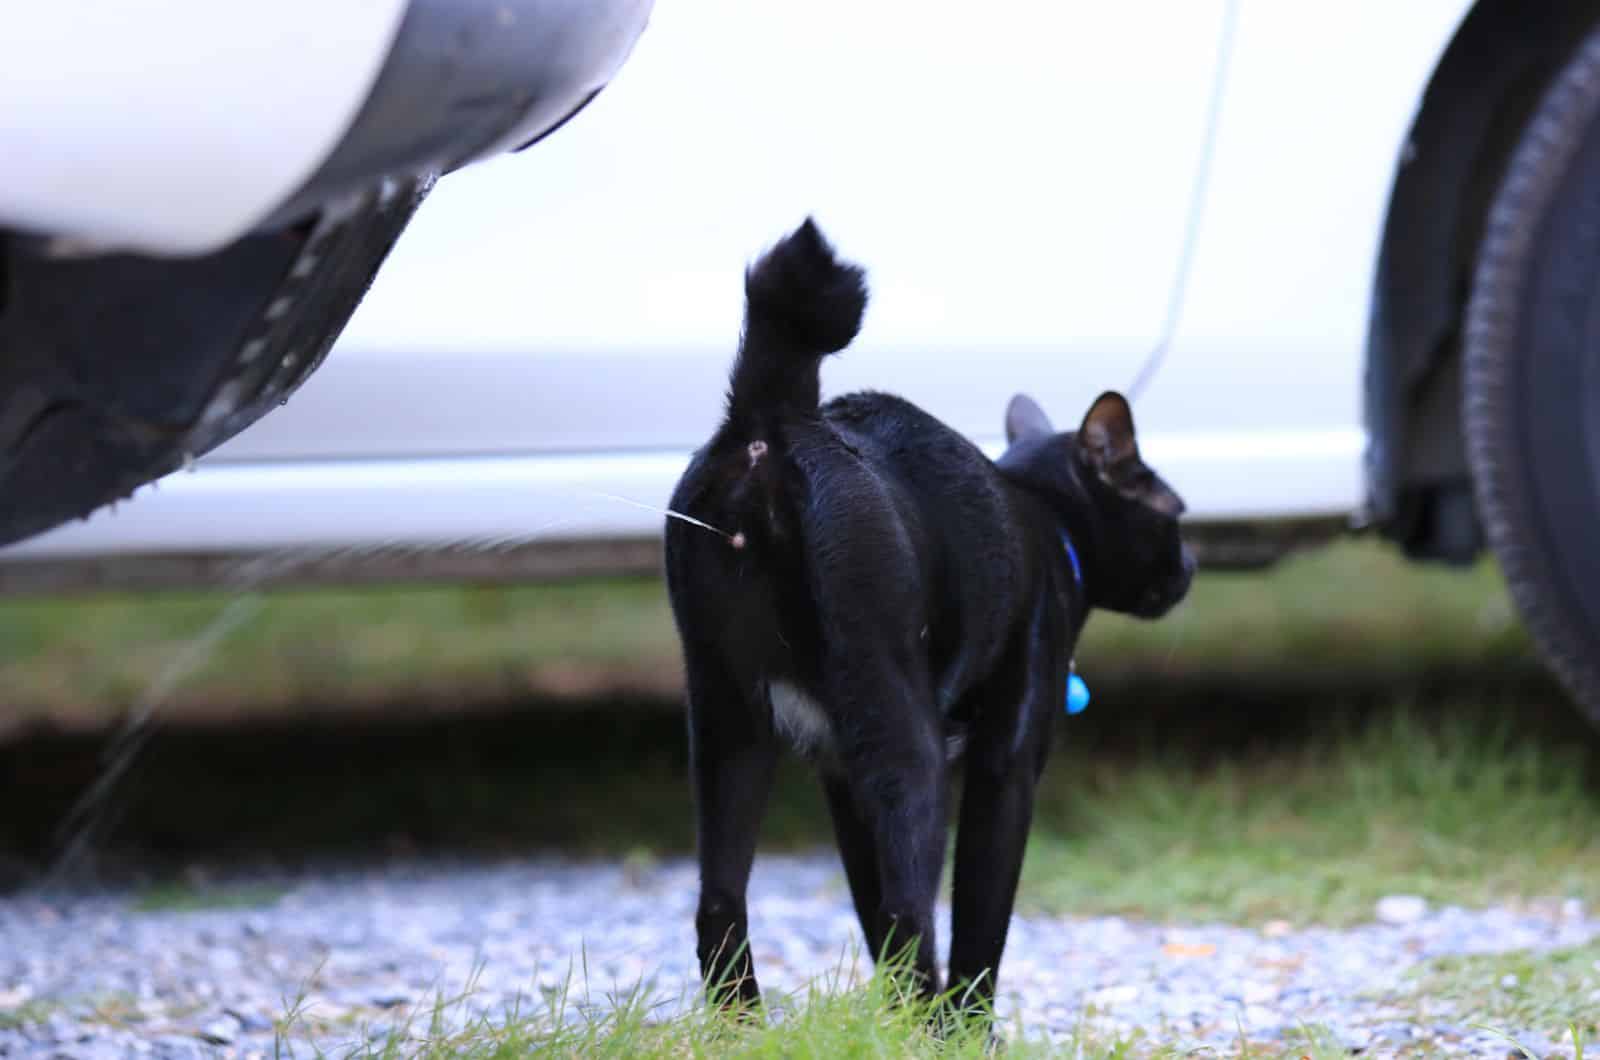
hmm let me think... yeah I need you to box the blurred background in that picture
[4,538,1594,932]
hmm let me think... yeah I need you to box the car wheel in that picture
[1464,24,1600,724]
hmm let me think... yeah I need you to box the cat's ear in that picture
[1077,391,1138,471]
[1005,393,1054,444]
[1077,391,1184,516]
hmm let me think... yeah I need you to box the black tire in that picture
[1464,24,1600,724]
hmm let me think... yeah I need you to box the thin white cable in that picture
[1126,0,1240,402]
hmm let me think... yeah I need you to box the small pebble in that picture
[224,1008,273,1034]
[1523,1031,1558,1056]
[1087,983,1140,1006]
[154,1033,203,1060]
[1241,980,1277,1005]
[207,947,242,974]
[1376,894,1430,925]
[197,1015,239,1045]
[1335,1024,1372,1051]
[71,1041,131,1060]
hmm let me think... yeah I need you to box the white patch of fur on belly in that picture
[769,680,832,753]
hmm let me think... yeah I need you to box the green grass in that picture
[131,879,288,913]
[0,577,682,730]
[1018,707,1600,926]
[0,539,1536,731]
[0,999,59,1031]
[1405,942,1600,1046]
[30,698,1593,931]
[268,960,1593,1059]
[270,960,1357,1060]
[1080,537,1529,679]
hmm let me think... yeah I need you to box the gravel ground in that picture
[1,854,1596,1058]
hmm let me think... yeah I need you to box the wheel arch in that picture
[1363,0,1600,563]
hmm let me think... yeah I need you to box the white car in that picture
[4,1,1599,723]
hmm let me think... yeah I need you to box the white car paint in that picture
[1140,0,1472,464]
[0,1,407,255]
[0,0,1476,564]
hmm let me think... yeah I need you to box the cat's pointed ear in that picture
[1077,391,1185,516]
[1005,393,1054,444]
[1077,391,1138,471]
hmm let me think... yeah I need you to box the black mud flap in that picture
[0,178,431,548]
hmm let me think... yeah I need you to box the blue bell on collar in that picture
[1066,668,1090,715]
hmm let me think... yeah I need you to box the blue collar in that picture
[1059,529,1083,590]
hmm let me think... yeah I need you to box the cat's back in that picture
[822,389,1010,526]
[823,391,986,468]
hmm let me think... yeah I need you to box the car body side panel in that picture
[1132,0,1473,508]
[212,0,1232,458]
[1,433,1361,561]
